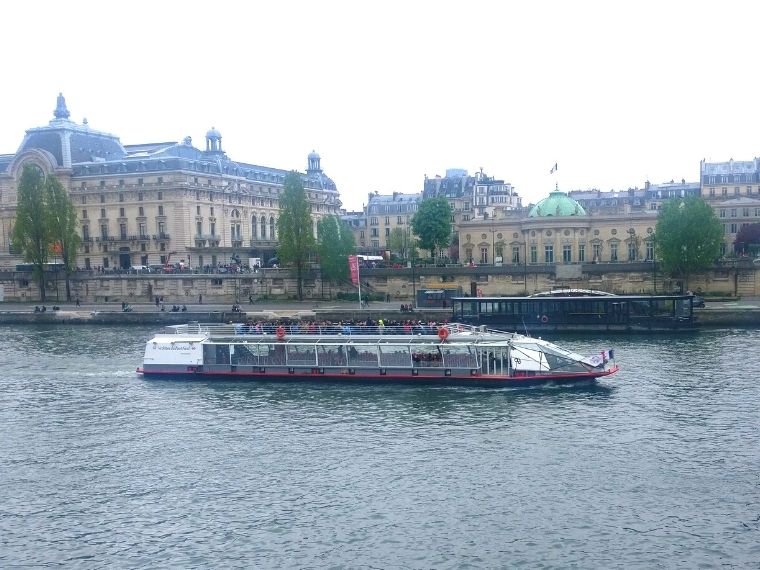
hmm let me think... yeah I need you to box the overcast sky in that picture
[1,1,757,210]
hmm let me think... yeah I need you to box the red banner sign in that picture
[348,255,359,285]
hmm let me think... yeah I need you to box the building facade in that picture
[423,168,522,225]
[700,158,760,256]
[458,188,658,267]
[0,95,341,271]
[364,191,421,254]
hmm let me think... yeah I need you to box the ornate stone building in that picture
[459,188,658,267]
[0,95,341,270]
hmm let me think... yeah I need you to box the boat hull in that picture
[137,365,619,388]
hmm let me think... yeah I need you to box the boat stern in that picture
[141,334,206,375]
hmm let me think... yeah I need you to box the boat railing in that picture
[165,322,486,338]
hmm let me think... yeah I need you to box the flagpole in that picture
[550,161,558,190]
[357,262,362,309]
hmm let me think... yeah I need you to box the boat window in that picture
[286,344,317,366]
[411,344,443,368]
[230,343,262,365]
[259,343,285,366]
[316,344,346,367]
[378,345,412,367]
[440,345,478,369]
[346,344,378,367]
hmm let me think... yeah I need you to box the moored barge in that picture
[452,294,698,332]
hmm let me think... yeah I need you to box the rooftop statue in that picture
[54,92,70,120]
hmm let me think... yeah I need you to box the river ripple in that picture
[1,325,759,568]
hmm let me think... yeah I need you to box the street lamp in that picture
[489,214,495,266]
[411,258,416,309]
[652,240,657,294]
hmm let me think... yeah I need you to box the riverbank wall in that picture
[0,306,758,328]
[3,260,760,304]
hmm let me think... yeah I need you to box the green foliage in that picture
[388,226,418,259]
[45,176,81,300]
[655,197,723,284]
[12,165,52,300]
[277,171,315,300]
[317,216,355,285]
[411,197,452,258]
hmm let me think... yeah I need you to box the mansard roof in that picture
[701,158,759,175]
[3,95,338,192]
[16,121,127,167]
[368,191,421,203]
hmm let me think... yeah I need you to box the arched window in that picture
[269,216,276,240]
[251,215,257,239]
[261,215,267,239]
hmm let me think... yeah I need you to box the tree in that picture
[12,165,52,301]
[317,216,355,297]
[734,223,760,256]
[388,226,418,259]
[655,197,723,289]
[411,197,452,258]
[277,171,315,300]
[46,175,81,301]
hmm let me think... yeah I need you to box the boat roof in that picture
[453,293,691,301]
[149,323,598,367]
[156,323,577,352]
[529,288,616,297]
[150,334,207,343]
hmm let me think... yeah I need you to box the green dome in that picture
[528,190,586,217]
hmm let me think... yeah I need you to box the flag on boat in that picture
[587,354,603,366]
[550,162,558,174]
[348,255,359,285]
[601,349,614,361]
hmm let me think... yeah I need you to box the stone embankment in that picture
[1,300,759,328]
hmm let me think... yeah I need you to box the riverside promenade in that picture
[2,297,760,328]
[0,299,448,326]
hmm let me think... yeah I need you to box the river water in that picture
[1,324,759,568]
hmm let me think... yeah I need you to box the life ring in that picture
[276,325,286,340]
[438,327,449,341]
[541,315,549,324]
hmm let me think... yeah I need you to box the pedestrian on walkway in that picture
[75,295,80,307]
[198,293,203,304]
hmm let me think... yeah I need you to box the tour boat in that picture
[137,322,619,387]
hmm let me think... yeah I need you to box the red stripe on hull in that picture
[136,365,619,385]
